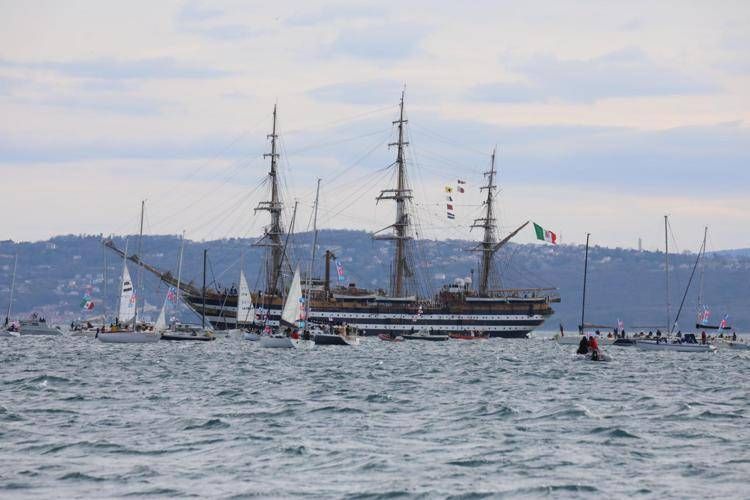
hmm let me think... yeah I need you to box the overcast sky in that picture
[1,0,748,251]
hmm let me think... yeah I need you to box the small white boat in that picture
[97,330,160,343]
[636,340,716,352]
[18,319,63,336]
[574,351,612,362]
[259,334,296,348]
[243,331,260,341]
[0,328,20,338]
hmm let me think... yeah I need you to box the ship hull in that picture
[181,293,551,339]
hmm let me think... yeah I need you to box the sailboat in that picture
[98,202,159,343]
[636,217,715,353]
[161,248,215,341]
[555,235,614,347]
[259,266,306,349]
[1,253,20,338]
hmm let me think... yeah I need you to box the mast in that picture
[664,215,670,332]
[254,105,285,295]
[133,200,145,328]
[672,230,707,334]
[202,248,207,329]
[117,238,129,321]
[580,233,590,333]
[176,231,185,304]
[698,226,707,307]
[304,179,322,328]
[471,147,498,295]
[374,90,412,297]
[102,239,107,328]
[5,253,17,322]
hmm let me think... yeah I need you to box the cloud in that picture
[284,4,383,26]
[308,80,402,105]
[472,47,719,103]
[328,23,429,60]
[0,57,230,81]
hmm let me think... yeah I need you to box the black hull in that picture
[695,324,731,330]
[161,334,215,342]
[402,335,449,341]
[313,334,353,346]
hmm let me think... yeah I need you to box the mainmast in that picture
[374,91,412,297]
[471,148,498,295]
[254,105,285,295]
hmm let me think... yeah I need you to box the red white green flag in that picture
[533,222,557,244]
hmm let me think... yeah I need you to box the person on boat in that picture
[576,336,589,355]
[701,330,707,345]
[732,331,737,341]
[588,335,600,360]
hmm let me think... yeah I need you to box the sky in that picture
[1,0,749,251]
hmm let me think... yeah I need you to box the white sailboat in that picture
[259,266,305,349]
[1,254,20,338]
[98,202,159,344]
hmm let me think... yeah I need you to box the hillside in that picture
[1,230,748,331]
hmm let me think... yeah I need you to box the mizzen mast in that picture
[471,148,499,296]
[254,105,285,295]
[374,91,412,297]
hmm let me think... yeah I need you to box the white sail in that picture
[154,297,167,332]
[281,266,302,327]
[237,269,254,325]
[118,263,136,324]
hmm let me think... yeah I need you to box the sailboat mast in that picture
[375,91,412,297]
[581,233,590,333]
[134,200,145,327]
[102,239,107,327]
[202,249,207,329]
[6,253,17,321]
[698,226,707,307]
[255,105,284,295]
[472,148,498,295]
[176,232,185,298]
[306,179,322,303]
[664,215,670,332]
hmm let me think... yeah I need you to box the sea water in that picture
[1,335,748,498]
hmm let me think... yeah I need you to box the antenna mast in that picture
[374,90,412,297]
[254,105,285,295]
[471,147,498,295]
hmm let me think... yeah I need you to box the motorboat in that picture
[160,323,215,342]
[313,324,360,346]
[243,331,260,341]
[18,317,63,336]
[402,329,450,341]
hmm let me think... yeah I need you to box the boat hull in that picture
[259,336,297,348]
[19,327,63,336]
[725,341,750,350]
[313,333,359,346]
[97,332,160,343]
[161,334,214,342]
[0,329,20,338]
[402,334,450,341]
[636,341,716,352]
[243,332,260,341]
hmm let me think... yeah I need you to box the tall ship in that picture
[106,94,559,338]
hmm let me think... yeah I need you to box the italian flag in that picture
[533,222,557,244]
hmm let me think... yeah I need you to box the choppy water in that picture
[1,334,749,499]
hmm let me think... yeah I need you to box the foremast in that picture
[374,91,413,297]
[254,105,285,295]
[472,148,499,296]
